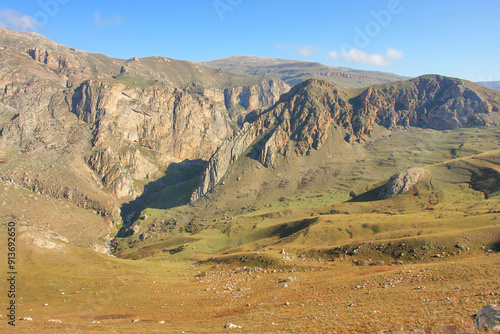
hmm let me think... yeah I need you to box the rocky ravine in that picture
[0,28,290,214]
[191,75,500,202]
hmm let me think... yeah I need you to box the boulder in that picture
[476,304,500,332]
[378,168,428,200]
[224,323,242,329]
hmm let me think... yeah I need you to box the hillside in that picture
[108,76,500,332]
[201,56,407,88]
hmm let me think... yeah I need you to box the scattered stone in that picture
[132,319,140,323]
[476,304,500,332]
[48,319,62,323]
[20,317,33,321]
[224,323,242,329]
[91,320,101,324]
[159,320,165,324]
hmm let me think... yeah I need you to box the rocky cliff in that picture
[191,75,500,201]
[354,75,499,131]
[190,122,256,202]
[223,79,291,124]
[0,28,290,215]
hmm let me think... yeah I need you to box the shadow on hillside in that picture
[118,159,206,236]
[347,185,384,203]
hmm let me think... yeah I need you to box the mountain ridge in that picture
[191,75,500,202]
[201,55,408,88]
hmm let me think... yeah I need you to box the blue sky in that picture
[0,0,499,81]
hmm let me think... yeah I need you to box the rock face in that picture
[224,79,290,124]
[0,28,289,212]
[191,76,500,201]
[190,122,255,202]
[377,168,428,200]
[476,305,500,332]
[357,75,499,131]
[70,80,233,198]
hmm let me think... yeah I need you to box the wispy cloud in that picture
[296,45,320,58]
[328,48,403,67]
[275,42,294,50]
[0,9,36,31]
[93,12,124,27]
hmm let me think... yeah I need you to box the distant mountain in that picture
[201,55,407,88]
[478,81,500,91]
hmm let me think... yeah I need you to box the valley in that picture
[0,27,499,333]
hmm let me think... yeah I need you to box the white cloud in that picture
[0,9,36,31]
[328,48,403,67]
[93,12,124,27]
[385,48,403,60]
[296,45,320,58]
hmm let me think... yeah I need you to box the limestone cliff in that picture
[353,75,499,132]
[190,122,256,202]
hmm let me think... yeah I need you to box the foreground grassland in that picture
[0,227,498,333]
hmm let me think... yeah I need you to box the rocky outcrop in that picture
[476,305,500,332]
[378,168,428,200]
[27,47,73,71]
[251,79,352,163]
[190,122,256,202]
[70,79,233,198]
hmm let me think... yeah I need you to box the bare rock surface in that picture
[378,168,428,200]
[476,304,500,332]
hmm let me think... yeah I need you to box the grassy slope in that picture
[0,148,116,248]
[0,223,498,333]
